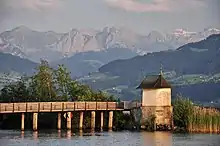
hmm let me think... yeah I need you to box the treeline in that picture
[173,95,220,133]
[0,60,130,130]
[0,60,116,102]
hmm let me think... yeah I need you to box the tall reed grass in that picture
[173,95,220,133]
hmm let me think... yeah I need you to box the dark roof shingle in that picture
[137,75,171,89]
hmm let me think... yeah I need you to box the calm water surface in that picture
[0,130,219,146]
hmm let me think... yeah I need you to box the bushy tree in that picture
[0,76,30,102]
[30,60,56,101]
[54,64,72,101]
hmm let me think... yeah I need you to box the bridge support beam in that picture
[57,113,61,130]
[21,113,25,131]
[91,111,96,130]
[108,111,113,131]
[33,113,38,131]
[79,111,83,130]
[100,111,104,131]
[66,112,71,130]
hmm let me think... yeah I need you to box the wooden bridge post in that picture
[108,111,113,131]
[57,113,61,130]
[79,111,84,130]
[91,111,96,130]
[100,111,104,131]
[66,112,71,130]
[21,113,25,131]
[33,113,38,131]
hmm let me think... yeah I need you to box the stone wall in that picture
[131,106,173,128]
[141,106,173,126]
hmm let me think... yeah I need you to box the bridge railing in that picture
[0,102,125,113]
[118,101,142,110]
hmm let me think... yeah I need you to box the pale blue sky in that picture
[0,0,219,34]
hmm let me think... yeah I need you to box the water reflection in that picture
[66,130,71,139]
[21,131,24,139]
[79,129,83,136]
[142,132,172,146]
[33,131,38,140]
[57,130,61,138]
[0,130,219,146]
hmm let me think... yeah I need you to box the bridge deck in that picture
[0,102,125,114]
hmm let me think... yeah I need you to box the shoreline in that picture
[0,128,219,135]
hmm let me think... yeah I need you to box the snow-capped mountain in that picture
[0,26,220,62]
[0,37,27,58]
[0,26,63,62]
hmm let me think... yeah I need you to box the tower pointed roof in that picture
[136,66,171,89]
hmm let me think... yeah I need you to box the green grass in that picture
[77,72,220,101]
[170,74,220,86]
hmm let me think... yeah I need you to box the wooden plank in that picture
[107,102,116,110]
[63,102,75,111]
[97,102,107,110]
[52,102,63,112]
[86,102,96,110]
[27,102,39,112]
[39,102,52,112]
[14,103,26,113]
[0,103,14,113]
[75,102,85,110]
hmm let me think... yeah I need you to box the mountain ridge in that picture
[77,34,220,102]
[0,52,37,75]
[1,26,219,63]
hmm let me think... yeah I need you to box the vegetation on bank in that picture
[0,60,116,102]
[0,60,128,130]
[0,60,220,133]
[173,95,220,133]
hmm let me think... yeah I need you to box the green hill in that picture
[78,34,220,104]
[0,52,37,75]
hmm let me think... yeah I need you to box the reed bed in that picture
[173,96,220,133]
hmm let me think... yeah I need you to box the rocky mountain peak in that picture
[147,31,164,42]
[0,26,220,63]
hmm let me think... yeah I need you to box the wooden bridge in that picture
[0,102,126,113]
[0,101,138,132]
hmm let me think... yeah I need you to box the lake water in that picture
[0,130,219,146]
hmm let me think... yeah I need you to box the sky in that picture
[0,0,219,35]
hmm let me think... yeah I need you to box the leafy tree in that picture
[0,77,29,102]
[54,64,72,101]
[30,60,56,101]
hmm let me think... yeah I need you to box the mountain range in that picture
[0,26,220,106]
[1,27,220,61]
[78,34,220,105]
[1,26,219,77]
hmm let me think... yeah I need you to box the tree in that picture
[54,64,72,101]
[0,77,29,102]
[30,60,56,101]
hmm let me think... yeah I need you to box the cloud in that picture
[1,0,63,11]
[104,0,206,12]
[0,0,65,31]
[104,0,169,12]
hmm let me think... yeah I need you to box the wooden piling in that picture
[21,113,25,131]
[108,111,113,131]
[33,113,38,131]
[91,111,96,130]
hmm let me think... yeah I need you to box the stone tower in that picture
[136,70,173,129]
